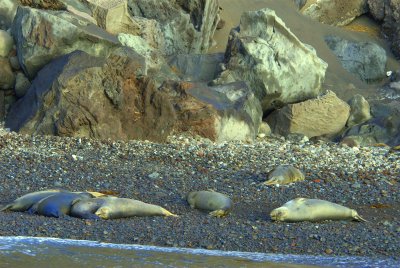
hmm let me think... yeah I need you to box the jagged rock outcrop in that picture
[213,8,327,113]
[266,91,350,138]
[367,0,400,58]
[5,50,261,142]
[127,0,220,55]
[301,0,368,26]
[12,6,119,79]
[324,35,387,82]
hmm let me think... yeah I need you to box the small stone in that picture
[148,172,160,179]
[325,248,333,254]
[14,72,31,98]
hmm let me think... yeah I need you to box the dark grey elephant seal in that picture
[94,197,177,219]
[70,197,108,219]
[270,198,367,222]
[0,189,64,212]
[187,190,233,217]
[32,192,94,218]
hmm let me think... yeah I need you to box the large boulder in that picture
[266,90,350,138]
[367,0,400,58]
[161,81,262,142]
[12,6,120,79]
[5,50,261,142]
[5,50,176,142]
[127,0,220,56]
[213,8,327,113]
[324,35,387,82]
[301,0,368,26]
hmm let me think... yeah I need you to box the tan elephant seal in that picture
[32,192,94,218]
[270,198,367,222]
[94,197,178,219]
[263,165,305,186]
[70,197,110,219]
[0,189,64,212]
[187,190,233,217]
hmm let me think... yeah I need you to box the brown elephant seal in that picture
[187,190,233,217]
[0,189,64,212]
[94,197,178,219]
[32,192,94,218]
[270,198,367,222]
[263,165,305,186]
[70,197,108,219]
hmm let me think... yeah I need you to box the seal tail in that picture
[354,214,368,222]
[0,204,12,212]
[161,208,178,217]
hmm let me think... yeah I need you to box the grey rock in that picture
[325,35,387,82]
[12,6,119,79]
[266,90,350,138]
[213,8,327,113]
[14,72,31,98]
[9,56,20,70]
[301,0,368,26]
[346,94,372,128]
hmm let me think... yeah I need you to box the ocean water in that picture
[0,236,398,268]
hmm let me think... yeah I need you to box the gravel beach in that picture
[0,128,399,260]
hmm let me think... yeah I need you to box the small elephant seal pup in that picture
[94,197,178,219]
[0,189,64,212]
[187,190,233,217]
[270,198,367,222]
[263,165,305,186]
[70,197,108,219]
[32,192,94,218]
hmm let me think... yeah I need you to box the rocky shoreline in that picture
[0,129,399,260]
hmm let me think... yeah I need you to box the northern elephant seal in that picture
[187,190,233,217]
[263,165,305,186]
[270,198,367,222]
[94,197,178,219]
[32,192,94,218]
[0,189,64,212]
[70,197,108,219]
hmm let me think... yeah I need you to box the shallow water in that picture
[0,236,398,268]
[210,0,400,101]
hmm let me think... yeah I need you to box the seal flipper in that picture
[0,204,12,212]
